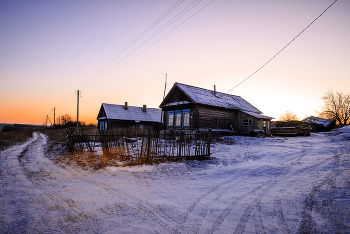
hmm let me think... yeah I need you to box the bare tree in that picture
[279,111,299,121]
[319,90,350,126]
[56,114,73,126]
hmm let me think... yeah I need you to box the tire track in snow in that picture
[273,197,291,234]
[179,161,294,233]
[177,163,286,233]
[0,133,69,233]
[297,173,334,233]
[173,166,261,232]
[272,151,342,234]
[297,152,347,233]
[203,183,267,234]
[17,133,98,233]
[204,140,313,233]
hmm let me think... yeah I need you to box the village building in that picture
[302,116,336,132]
[159,83,273,136]
[97,102,162,131]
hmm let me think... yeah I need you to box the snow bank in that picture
[329,125,350,141]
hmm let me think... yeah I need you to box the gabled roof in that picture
[302,116,335,127]
[97,103,162,123]
[160,82,262,114]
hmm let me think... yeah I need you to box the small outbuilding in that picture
[159,83,273,136]
[97,102,162,131]
[302,116,336,132]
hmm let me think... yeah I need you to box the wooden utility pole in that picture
[163,73,167,100]
[76,90,80,133]
[160,73,167,128]
[52,107,55,130]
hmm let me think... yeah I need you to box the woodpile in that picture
[271,121,311,136]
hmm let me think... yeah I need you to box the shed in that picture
[159,83,273,136]
[97,102,162,131]
[302,116,336,132]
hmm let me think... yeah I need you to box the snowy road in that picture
[1,129,350,233]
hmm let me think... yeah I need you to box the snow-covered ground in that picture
[1,127,350,233]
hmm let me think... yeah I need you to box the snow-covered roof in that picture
[241,111,274,120]
[162,101,191,107]
[98,103,162,123]
[303,116,335,127]
[173,83,263,113]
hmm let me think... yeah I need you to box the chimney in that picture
[142,105,147,112]
[124,102,128,110]
[214,85,216,96]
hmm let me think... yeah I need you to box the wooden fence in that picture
[66,130,212,167]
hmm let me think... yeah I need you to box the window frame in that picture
[100,121,107,130]
[182,109,190,128]
[174,110,182,127]
[167,111,174,128]
[241,118,253,126]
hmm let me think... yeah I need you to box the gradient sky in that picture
[1,0,349,125]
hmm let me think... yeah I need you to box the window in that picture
[168,111,174,127]
[183,109,190,127]
[175,110,182,127]
[241,119,252,126]
[100,121,107,130]
[168,109,190,128]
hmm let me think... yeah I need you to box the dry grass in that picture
[0,128,35,151]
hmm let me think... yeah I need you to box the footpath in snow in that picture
[0,127,349,233]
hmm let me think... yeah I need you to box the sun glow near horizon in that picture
[0,0,349,125]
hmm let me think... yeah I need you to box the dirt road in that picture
[1,131,349,233]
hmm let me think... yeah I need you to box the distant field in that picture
[0,128,34,151]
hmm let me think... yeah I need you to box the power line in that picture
[52,0,215,116]
[84,0,215,91]
[79,0,184,90]
[81,96,97,116]
[55,92,75,108]
[52,1,185,112]
[226,0,338,94]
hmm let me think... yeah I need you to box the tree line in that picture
[279,90,349,126]
[55,114,96,128]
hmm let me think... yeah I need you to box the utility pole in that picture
[52,107,55,130]
[159,73,167,128]
[163,73,167,100]
[76,90,80,133]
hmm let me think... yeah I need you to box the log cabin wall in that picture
[193,105,236,130]
[236,111,260,134]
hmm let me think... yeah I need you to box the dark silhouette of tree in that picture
[279,111,299,121]
[56,114,73,127]
[319,90,350,126]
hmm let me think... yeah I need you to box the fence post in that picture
[147,132,151,163]
[207,129,211,158]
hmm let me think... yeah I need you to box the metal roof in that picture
[174,83,263,114]
[303,116,335,127]
[98,103,162,123]
[241,110,274,120]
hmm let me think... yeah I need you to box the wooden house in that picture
[159,83,273,136]
[97,102,162,131]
